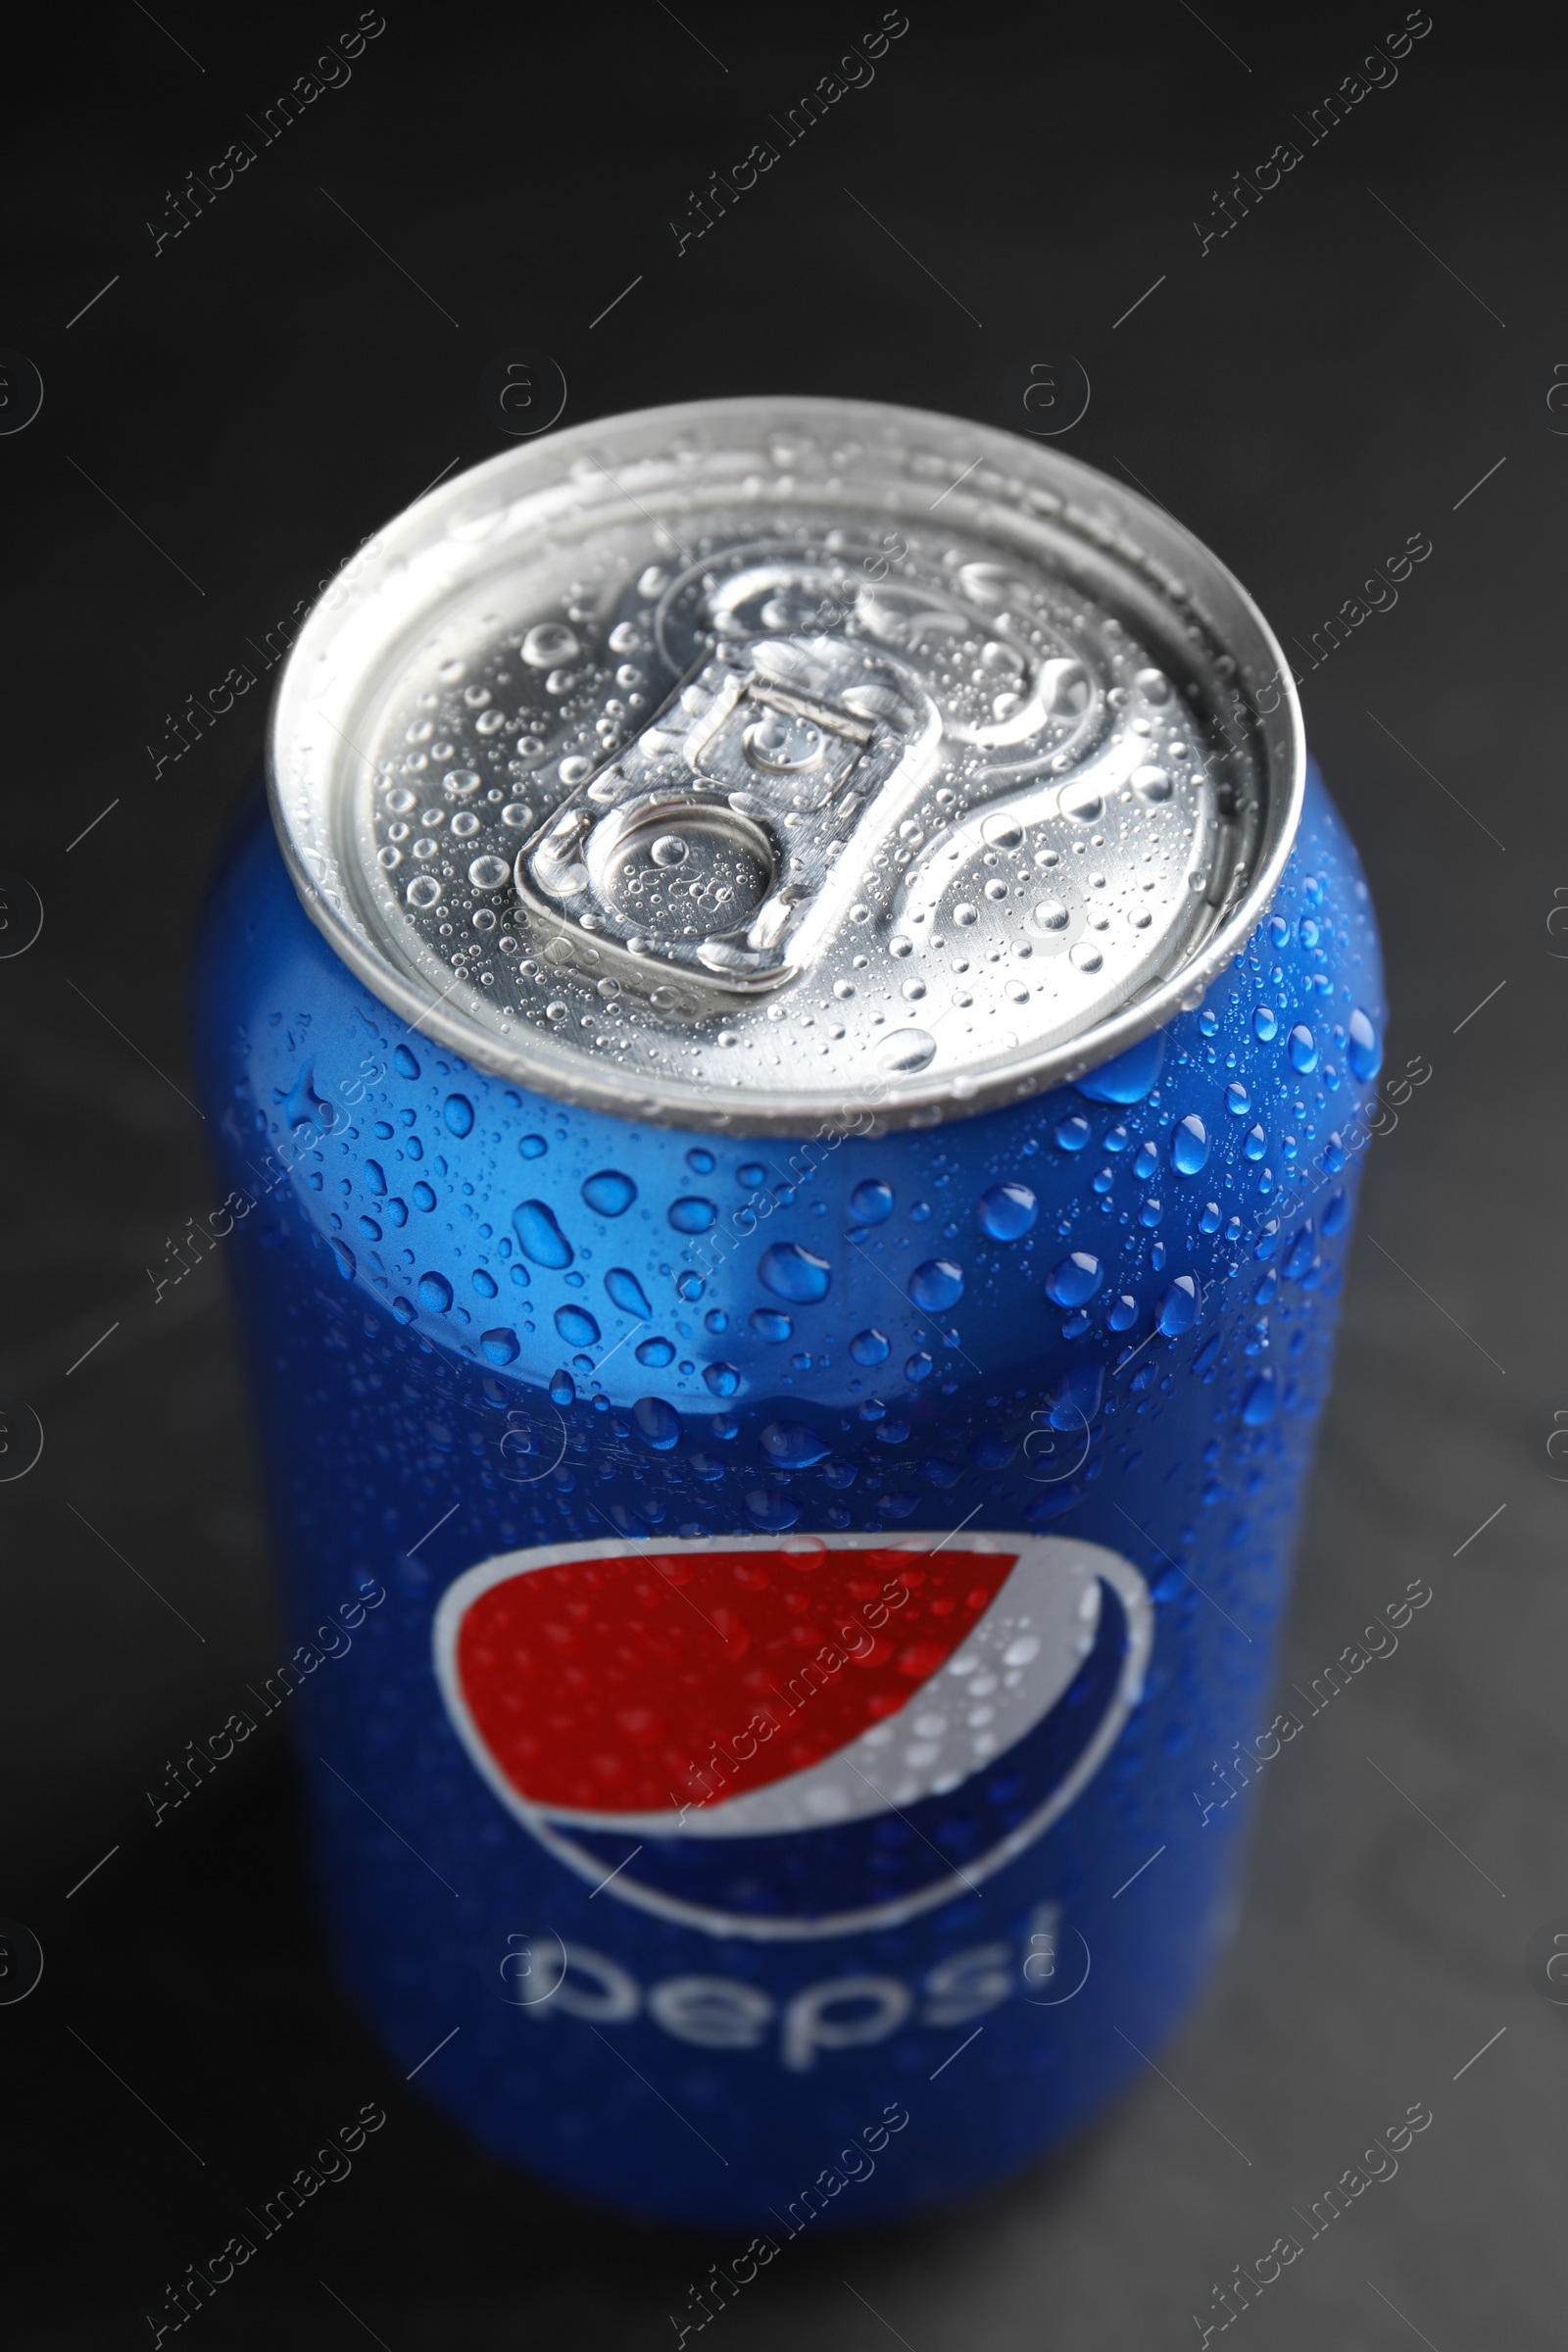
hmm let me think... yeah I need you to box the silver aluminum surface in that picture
[268,397,1304,1134]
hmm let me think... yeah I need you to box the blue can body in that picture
[193,759,1382,2230]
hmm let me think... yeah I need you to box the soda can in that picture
[193,397,1384,2230]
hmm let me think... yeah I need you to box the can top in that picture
[270,397,1302,1134]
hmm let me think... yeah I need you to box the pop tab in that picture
[510,544,1230,1025]
[515,628,941,990]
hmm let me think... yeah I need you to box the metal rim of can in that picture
[267,396,1305,1136]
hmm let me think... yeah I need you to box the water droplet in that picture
[469,855,511,892]
[651,833,689,867]
[1288,1023,1318,1075]
[481,1327,519,1365]
[1059,782,1103,822]
[471,1268,498,1298]
[330,1239,356,1281]
[978,1181,1038,1241]
[636,1335,675,1366]
[1107,1293,1138,1331]
[1225,1081,1250,1117]
[750,1308,793,1343]
[851,1329,890,1365]
[1242,1369,1277,1424]
[1245,1124,1267,1162]
[1046,1250,1102,1306]
[850,1178,894,1224]
[393,1044,419,1079]
[518,1134,548,1159]
[1076,1032,1165,1104]
[1047,1362,1103,1429]
[1252,1004,1278,1043]
[761,1420,831,1467]
[1134,666,1171,703]
[412,1182,436,1212]
[514,1200,573,1267]
[605,1267,652,1318]
[1070,942,1102,971]
[522,621,580,668]
[1322,1189,1349,1236]
[417,1270,453,1313]
[392,1296,416,1324]
[908,1258,963,1311]
[554,1303,600,1347]
[1043,659,1091,715]
[906,1350,934,1382]
[582,1169,637,1215]
[876,1028,937,1073]
[954,903,978,926]
[407,875,441,908]
[1130,764,1171,803]
[704,1360,740,1395]
[1132,1140,1159,1181]
[1283,1222,1315,1282]
[745,1490,800,1533]
[549,1368,575,1406]
[633,1396,681,1450]
[1156,1275,1198,1336]
[443,1093,474,1137]
[1348,1006,1382,1082]
[1199,1201,1221,1234]
[759,1242,831,1302]
[668,1197,717,1234]
[1171,1113,1209,1175]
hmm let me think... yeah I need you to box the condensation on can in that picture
[192,399,1384,2229]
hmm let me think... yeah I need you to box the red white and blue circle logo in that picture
[433,1530,1152,1940]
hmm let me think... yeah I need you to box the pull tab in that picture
[514,634,941,992]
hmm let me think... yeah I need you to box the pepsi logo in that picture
[433,1530,1152,1939]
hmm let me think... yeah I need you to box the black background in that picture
[3,4,1563,2344]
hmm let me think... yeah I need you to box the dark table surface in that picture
[4,7,1561,2344]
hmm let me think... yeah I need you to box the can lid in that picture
[270,397,1302,1133]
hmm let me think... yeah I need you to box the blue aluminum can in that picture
[193,399,1383,2233]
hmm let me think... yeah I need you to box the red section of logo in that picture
[454,1544,1016,1814]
